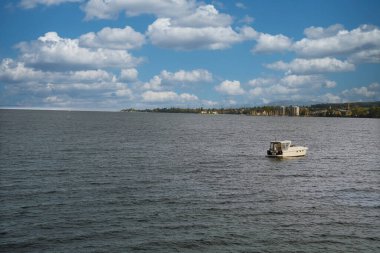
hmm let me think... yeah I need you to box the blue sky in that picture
[1,0,380,110]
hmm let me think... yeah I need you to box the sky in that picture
[1,0,380,110]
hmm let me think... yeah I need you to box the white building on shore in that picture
[290,106,300,116]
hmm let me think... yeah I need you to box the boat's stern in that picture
[266,149,283,157]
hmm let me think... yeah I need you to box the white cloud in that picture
[215,80,245,95]
[114,84,133,97]
[173,5,232,28]
[245,73,340,104]
[0,58,44,82]
[147,18,247,50]
[252,24,380,63]
[253,33,292,53]
[0,57,137,106]
[280,75,318,87]
[79,26,145,50]
[235,2,246,9]
[160,69,212,83]
[69,69,114,82]
[180,93,199,101]
[17,32,142,71]
[248,77,275,87]
[141,90,198,102]
[120,68,138,81]
[293,25,380,60]
[349,49,380,63]
[0,58,115,83]
[266,57,355,74]
[268,84,297,95]
[83,0,195,20]
[248,83,297,103]
[82,2,256,51]
[19,0,82,9]
[141,69,212,90]
[142,76,163,90]
[280,74,337,89]
[369,82,380,90]
[249,87,263,96]
[324,80,337,88]
[342,83,380,100]
[303,24,345,39]
[320,93,342,103]
[43,95,65,103]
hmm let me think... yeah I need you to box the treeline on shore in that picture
[121,101,380,118]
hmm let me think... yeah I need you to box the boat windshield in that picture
[270,143,281,151]
[270,142,291,151]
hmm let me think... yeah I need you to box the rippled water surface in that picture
[1,110,379,252]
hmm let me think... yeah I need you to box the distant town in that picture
[122,101,380,118]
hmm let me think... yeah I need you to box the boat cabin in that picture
[269,140,292,152]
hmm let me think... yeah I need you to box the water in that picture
[1,110,379,252]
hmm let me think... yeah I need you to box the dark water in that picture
[1,110,379,252]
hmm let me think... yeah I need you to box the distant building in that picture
[290,106,300,116]
[281,106,286,116]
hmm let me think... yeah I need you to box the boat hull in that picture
[266,147,308,158]
[266,154,306,158]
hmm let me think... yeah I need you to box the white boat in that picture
[266,140,308,158]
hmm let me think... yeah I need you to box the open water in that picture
[0,109,379,252]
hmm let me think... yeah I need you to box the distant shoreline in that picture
[122,101,380,118]
[2,101,379,118]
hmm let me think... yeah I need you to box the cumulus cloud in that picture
[349,49,380,63]
[19,0,82,9]
[323,80,337,88]
[70,69,114,82]
[83,0,195,20]
[249,87,263,96]
[147,18,248,50]
[160,69,212,83]
[252,33,292,53]
[0,57,137,109]
[320,93,342,103]
[293,24,380,60]
[248,77,276,87]
[0,58,44,82]
[142,76,163,91]
[79,26,145,50]
[173,5,232,28]
[142,69,212,90]
[141,90,198,102]
[280,75,318,87]
[82,1,256,51]
[0,58,114,83]
[215,80,245,95]
[252,24,380,64]
[16,32,142,71]
[266,57,355,74]
[280,74,336,89]
[342,82,380,100]
[246,73,338,103]
[303,24,345,39]
[119,68,138,81]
